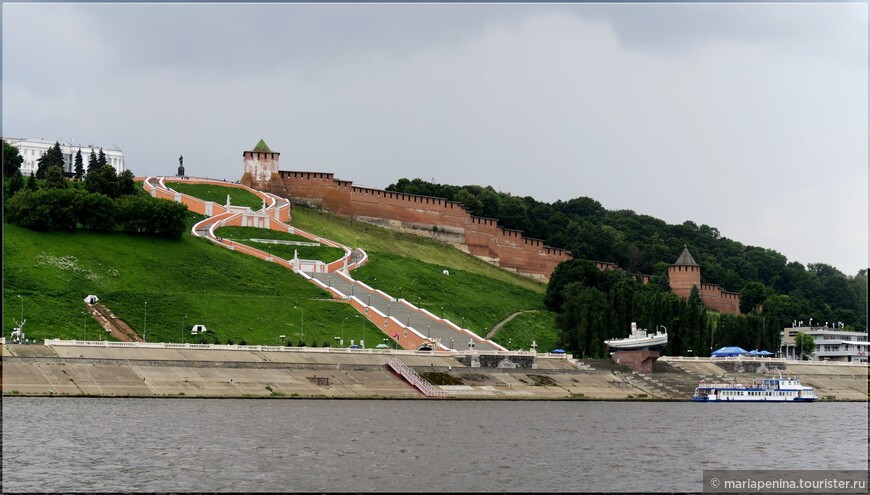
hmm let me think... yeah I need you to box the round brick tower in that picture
[668,246,700,300]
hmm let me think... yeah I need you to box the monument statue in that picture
[177,155,185,177]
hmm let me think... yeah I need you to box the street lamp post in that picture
[18,295,24,323]
[181,315,187,344]
[82,311,86,340]
[361,314,366,348]
[143,301,147,342]
[294,306,304,346]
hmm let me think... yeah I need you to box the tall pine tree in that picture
[36,142,64,179]
[87,149,99,176]
[97,148,107,168]
[74,149,84,180]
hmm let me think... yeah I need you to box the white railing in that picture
[661,356,786,363]
[660,355,866,367]
[385,357,452,398]
[40,339,534,358]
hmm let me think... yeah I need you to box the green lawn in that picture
[350,251,545,337]
[214,226,345,263]
[165,181,263,210]
[2,222,378,346]
[3,202,552,348]
[286,207,547,337]
[490,310,561,352]
[289,207,546,294]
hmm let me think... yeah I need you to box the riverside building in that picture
[780,324,868,362]
[3,137,125,177]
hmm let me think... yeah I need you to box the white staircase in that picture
[385,357,452,398]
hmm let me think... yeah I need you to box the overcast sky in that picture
[3,2,867,275]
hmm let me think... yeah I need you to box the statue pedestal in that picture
[611,349,660,374]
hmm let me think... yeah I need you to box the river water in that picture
[2,398,866,492]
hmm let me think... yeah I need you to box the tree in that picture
[117,170,137,197]
[3,140,23,177]
[87,149,99,176]
[74,149,84,180]
[26,172,38,191]
[97,148,107,169]
[740,281,771,314]
[77,192,117,231]
[794,332,815,360]
[85,163,119,198]
[8,169,24,196]
[43,165,67,190]
[36,142,64,179]
[5,188,80,231]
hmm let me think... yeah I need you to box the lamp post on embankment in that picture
[181,315,187,344]
[293,306,304,346]
[143,301,148,342]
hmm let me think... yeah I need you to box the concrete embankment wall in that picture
[3,346,866,400]
[2,344,643,400]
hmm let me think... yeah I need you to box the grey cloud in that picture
[2,3,866,274]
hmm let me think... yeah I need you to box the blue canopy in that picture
[551,348,566,354]
[748,349,775,356]
[711,346,750,357]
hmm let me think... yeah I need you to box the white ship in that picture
[604,322,667,351]
[692,375,817,402]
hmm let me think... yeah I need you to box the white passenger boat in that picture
[604,322,667,351]
[692,376,817,402]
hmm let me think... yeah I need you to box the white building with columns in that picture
[3,137,125,177]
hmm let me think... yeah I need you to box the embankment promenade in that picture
[2,341,867,401]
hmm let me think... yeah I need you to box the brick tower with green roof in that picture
[240,139,287,196]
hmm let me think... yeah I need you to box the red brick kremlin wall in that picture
[275,171,572,280]
[241,168,739,311]
[668,264,740,314]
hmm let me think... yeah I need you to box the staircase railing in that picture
[385,357,452,398]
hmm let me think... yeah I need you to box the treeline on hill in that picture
[387,177,867,331]
[2,140,188,239]
[547,260,796,358]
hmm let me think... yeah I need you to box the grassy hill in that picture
[3,190,560,349]
[2,221,376,346]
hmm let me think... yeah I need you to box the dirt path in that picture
[87,303,143,342]
[485,310,537,339]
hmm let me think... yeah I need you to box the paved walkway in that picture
[310,271,499,351]
[148,177,504,352]
[485,310,536,339]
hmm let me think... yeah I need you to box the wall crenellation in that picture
[269,168,571,280]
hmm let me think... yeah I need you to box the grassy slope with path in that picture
[214,226,345,263]
[4,197,558,348]
[491,311,561,352]
[2,221,377,346]
[164,181,263,210]
[288,208,551,340]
